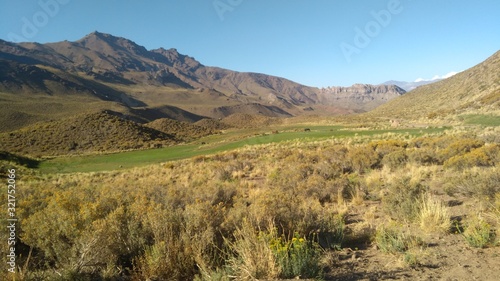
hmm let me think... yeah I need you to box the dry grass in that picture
[225,220,281,280]
[1,131,499,280]
[418,194,451,234]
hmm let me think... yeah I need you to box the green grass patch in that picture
[461,114,500,126]
[39,126,448,173]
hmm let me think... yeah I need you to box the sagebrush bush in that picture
[375,224,425,266]
[443,145,499,170]
[348,145,380,173]
[382,150,408,170]
[270,233,323,279]
[462,218,496,248]
[451,167,500,201]
[407,147,438,165]
[370,139,407,157]
[225,221,281,280]
[382,176,428,222]
[437,138,485,164]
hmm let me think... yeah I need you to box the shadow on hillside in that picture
[0,151,40,169]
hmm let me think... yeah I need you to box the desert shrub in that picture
[300,173,338,205]
[225,221,281,280]
[248,188,302,235]
[267,162,314,189]
[375,224,425,266]
[269,233,323,279]
[481,143,500,164]
[370,139,407,157]
[410,135,444,149]
[330,173,364,203]
[407,147,438,166]
[348,145,380,173]
[314,160,343,180]
[444,147,493,170]
[22,194,149,277]
[382,176,428,222]
[134,239,196,281]
[382,150,408,170]
[322,144,350,174]
[462,218,496,248]
[375,226,414,254]
[437,138,484,164]
[418,195,451,234]
[451,168,500,201]
[314,213,345,250]
[224,221,324,280]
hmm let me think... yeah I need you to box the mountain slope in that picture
[369,51,500,119]
[0,31,409,130]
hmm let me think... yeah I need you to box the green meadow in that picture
[39,125,448,173]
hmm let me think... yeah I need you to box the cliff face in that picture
[318,84,406,112]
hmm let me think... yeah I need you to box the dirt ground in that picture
[323,196,500,281]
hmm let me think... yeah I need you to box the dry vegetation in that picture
[1,128,499,280]
[0,111,178,157]
[145,118,221,141]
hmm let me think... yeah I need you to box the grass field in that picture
[39,125,448,173]
[461,114,500,126]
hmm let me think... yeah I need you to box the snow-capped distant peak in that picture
[414,71,459,83]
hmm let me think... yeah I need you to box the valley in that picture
[0,32,499,280]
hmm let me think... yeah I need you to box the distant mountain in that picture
[0,31,422,132]
[0,32,318,117]
[381,80,441,92]
[318,84,406,112]
[369,50,500,119]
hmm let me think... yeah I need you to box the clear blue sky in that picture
[1,0,499,87]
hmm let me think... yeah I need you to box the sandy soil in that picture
[323,196,500,281]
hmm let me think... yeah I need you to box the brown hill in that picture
[145,118,218,141]
[208,103,293,119]
[220,113,283,128]
[0,111,176,157]
[194,118,232,130]
[368,50,500,119]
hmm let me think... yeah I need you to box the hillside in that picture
[220,113,283,128]
[369,51,500,119]
[145,118,219,141]
[0,111,176,157]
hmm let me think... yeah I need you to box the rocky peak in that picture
[77,31,149,57]
[151,47,201,72]
[321,84,406,95]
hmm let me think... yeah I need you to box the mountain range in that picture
[0,31,406,132]
[0,31,498,138]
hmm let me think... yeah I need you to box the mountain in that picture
[318,84,406,112]
[369,50,500,119]
[0,32,406,133]
[381,80,441,92]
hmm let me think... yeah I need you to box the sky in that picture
[1,0,499,87]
